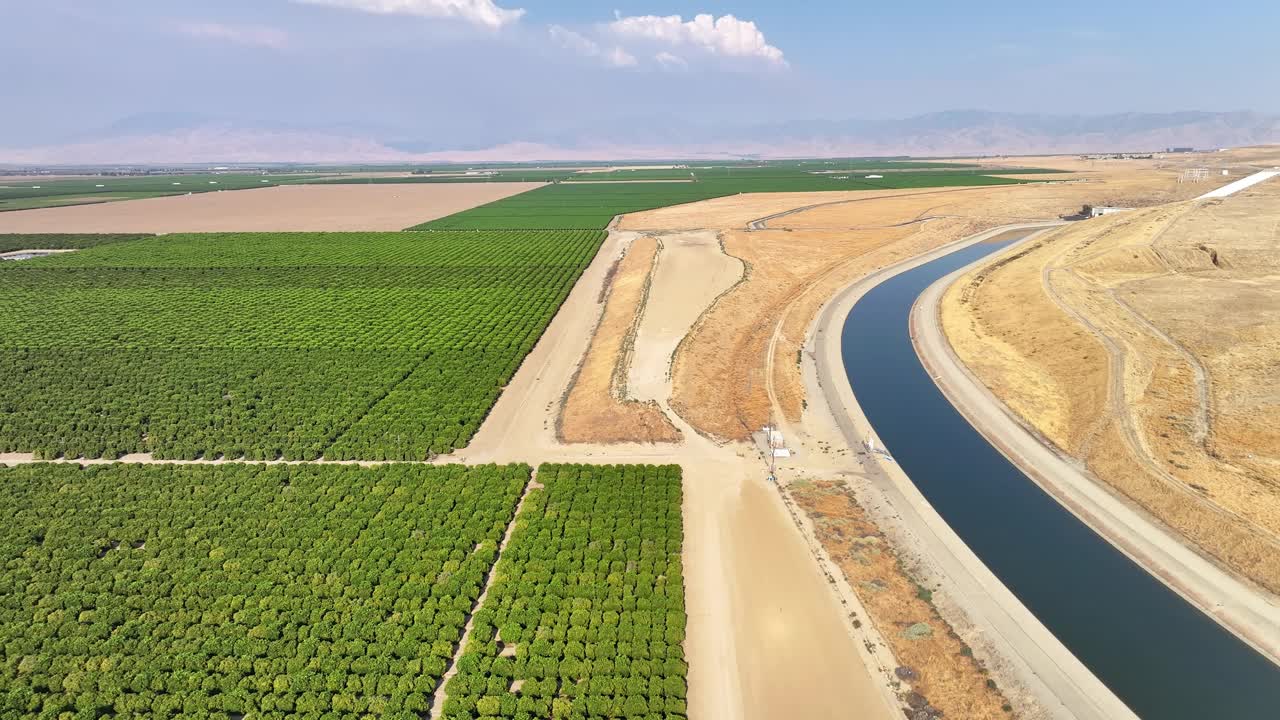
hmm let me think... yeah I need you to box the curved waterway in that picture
[841,239,1280,719]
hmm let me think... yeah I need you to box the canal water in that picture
[841,239,1280,719]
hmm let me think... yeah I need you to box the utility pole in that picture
[765,412,778,483]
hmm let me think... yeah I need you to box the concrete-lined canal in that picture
[840,238,1280,719]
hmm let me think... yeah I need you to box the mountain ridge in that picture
[2,111,1277,164]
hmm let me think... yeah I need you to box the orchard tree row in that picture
[21,230,602,269]
[0,462,529,719]
[0,234,153,253]
[0,230,605,460]
[442,464,687,720]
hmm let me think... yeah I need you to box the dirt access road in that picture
[447,226,903,720]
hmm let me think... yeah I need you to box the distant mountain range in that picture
[2,111,1277,165]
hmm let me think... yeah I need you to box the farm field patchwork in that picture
[0,230,604,460]
[442,464,687,720]
[313,158,1038,186]
[0,462,528,719]
[0,174,326,212]
[410,170,1037,230]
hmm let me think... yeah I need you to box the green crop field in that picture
[443,464,686,720]
[0,234,154,253]
[409,169,1038,230]
[0,230,604,460]
[0,174,326,212]
[0,462,528,719]
[0,462,686,719]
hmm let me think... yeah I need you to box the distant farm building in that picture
[1085,205,1132,218]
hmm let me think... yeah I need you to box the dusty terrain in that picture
[618,171,1210,444]
[790,479,1013,720]
[0,182,538,232]
[559,228,744,444]
[559,233,681,443]
[941,177,1280,600]
[603,163,1229,717]
[439,227,903,720]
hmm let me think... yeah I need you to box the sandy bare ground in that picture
[938,180,1280,657]
[438,226,902,720]
[627,230,743,405]
[0,182,539,233]
[558,233,681,443]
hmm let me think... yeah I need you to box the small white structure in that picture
[865,174,884,179]
[1089,205,1132,218]
[1178,168,1210,184]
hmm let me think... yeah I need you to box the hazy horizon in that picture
[4,1,1279,161]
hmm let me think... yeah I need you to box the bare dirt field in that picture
[0,182,539,233]
[559,233,681,444]
[941,177,1280,599]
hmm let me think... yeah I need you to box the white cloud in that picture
[607,46,637,68]
[609,13,785,65]
[654,51,687,69]
[291,0,524,30]
[550,25,600,56]
[550,25,635,69]
[178,22,291,50]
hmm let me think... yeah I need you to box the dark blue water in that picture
[841,240,1280,719]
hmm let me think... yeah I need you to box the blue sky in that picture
[2,0,1277,149]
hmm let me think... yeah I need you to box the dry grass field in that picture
[941,171,1280,595]
[0,182,539,232]
[790,479,1013,720]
